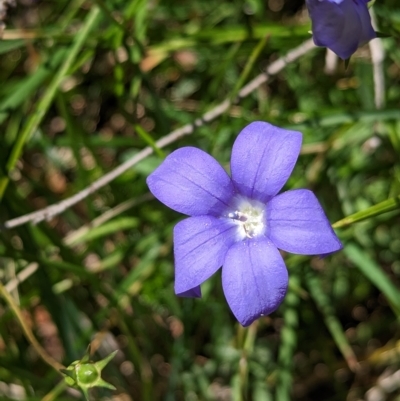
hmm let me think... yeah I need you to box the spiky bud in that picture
[61,346,117,400]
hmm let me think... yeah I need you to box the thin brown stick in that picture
[5,263,39,292]
[3,38,316,230]
[369,7,385,110]
[0,281,65,372]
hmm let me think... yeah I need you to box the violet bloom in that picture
[306,0,376,60]
[147,122,342,326]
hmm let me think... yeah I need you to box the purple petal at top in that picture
[230,122,302,203]
[306,0,375,60]
[222,239,288,327]
[267,189,342,255]
[356,1,376,46]
[147,147,236,217]
[174,215,238,296]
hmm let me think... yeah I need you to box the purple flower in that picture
[306,0,376,60]
[147,122,342,326]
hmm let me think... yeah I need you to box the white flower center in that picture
[226,196,266,239]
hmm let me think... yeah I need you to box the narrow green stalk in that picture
[276,275,300,401]
[0,6,102,200]
[387,122,400,154]
[58,0,87,31]
[332,195,400,228]
[135,125,165,158]
[305,269,359,372]
[0,281,65,373]
[92,0,126,32]
[41,381,67,401]
[230,34,270,101]
[233,322,258,401]
[56,94,87,191]
[344,244,400,317]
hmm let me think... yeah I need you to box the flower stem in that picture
[232,322,258,401]
[41,381,67,401]
[0,281,65,373]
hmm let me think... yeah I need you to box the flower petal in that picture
[230,122,302,203]
[147,147,236,216]
[306,0,375,60]
[174,216,238,296]
[355,1,376,46]
[222,239,288,327]
[267,189,342,255]
[176,286,202,298]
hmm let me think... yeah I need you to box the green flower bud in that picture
[76,363,99,385]
[61,346,117,401]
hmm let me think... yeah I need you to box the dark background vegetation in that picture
[0,0,400,400]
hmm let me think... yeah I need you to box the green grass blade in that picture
[344,243,400,317]
[230,34,270,100]
[0,50,66,125]
[276,275,300,401]
[135,125,165,158]
[333,196,400,228]
[67,217,139,245]
[305,268,359,371]
[0,6,102,200]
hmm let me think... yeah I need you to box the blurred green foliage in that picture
[0,0,400,400]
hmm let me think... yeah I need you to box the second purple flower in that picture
[147,122,342,326]
[306,0,376,60]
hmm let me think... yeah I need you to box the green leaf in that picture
[333,196,400,228]
[68,217,139,245]
[0,40,25,55]
[344,244,400,317]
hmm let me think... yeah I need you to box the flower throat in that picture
[227,197,266,239]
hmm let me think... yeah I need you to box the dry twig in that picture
[3,38,316,230]
[0,0,16,36]
[369,7,386,110]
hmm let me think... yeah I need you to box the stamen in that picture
[226,197,266,239]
